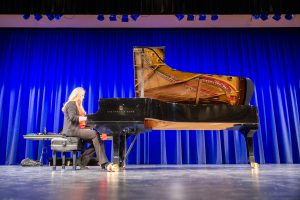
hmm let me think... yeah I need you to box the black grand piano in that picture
[87,47,259,170]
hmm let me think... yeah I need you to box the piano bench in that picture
[50,137,83,170]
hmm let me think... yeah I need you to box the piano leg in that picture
[119,133,130,169]
[124,134,138,163]
[240,125,259,168]
[112,133,120,172]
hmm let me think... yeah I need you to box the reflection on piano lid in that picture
[87,46,259,168]
[88,98,258,130]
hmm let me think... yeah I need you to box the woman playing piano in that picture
[61,87,115,171]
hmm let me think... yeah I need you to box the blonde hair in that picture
[62,87,86,114]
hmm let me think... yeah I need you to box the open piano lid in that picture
[133,46,254,105]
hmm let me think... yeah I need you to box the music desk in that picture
[23,134,62,165]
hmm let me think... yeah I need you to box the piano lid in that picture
[133,46,254,105]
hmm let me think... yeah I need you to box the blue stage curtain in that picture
[0,28,299,165]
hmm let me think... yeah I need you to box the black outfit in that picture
[62,101,108,166]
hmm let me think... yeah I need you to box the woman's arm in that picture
[65,102,81,123]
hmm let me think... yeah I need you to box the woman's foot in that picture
[101,162,109,169]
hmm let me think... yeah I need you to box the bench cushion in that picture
[51,137,82,152]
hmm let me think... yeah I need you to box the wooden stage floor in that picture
[0,164,299,200]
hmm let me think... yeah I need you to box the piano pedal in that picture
[250,162,259,169]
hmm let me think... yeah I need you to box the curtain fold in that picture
[0,28,299,165]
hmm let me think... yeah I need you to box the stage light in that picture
[109,15,117,21]
[54,14,62,20]
[34,14,42,21]
[285,14,293,20]
[47,14,54,21]
[252,14,260,20]
[23,14,30,20]
[199,14,206,21]
[187,14,194,21]
[175,14,184,21]
[131,14,140,21]
[211,14,218,21]
[260,14,268,21]
[272,14,281,21]
[122,15,129,22]
[97,14,105,21]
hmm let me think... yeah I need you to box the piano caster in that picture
[250,162,259,169]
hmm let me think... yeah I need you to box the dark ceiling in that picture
[0,0,299,15]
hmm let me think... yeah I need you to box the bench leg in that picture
[52,150,56,170]
[72,151,77,170]
[62,152,66,169]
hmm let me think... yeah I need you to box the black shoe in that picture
[101,162,109,170]
[77,159,82,166]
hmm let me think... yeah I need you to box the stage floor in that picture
[0,164,299,200]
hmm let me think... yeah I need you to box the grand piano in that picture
[87,47,259,170]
